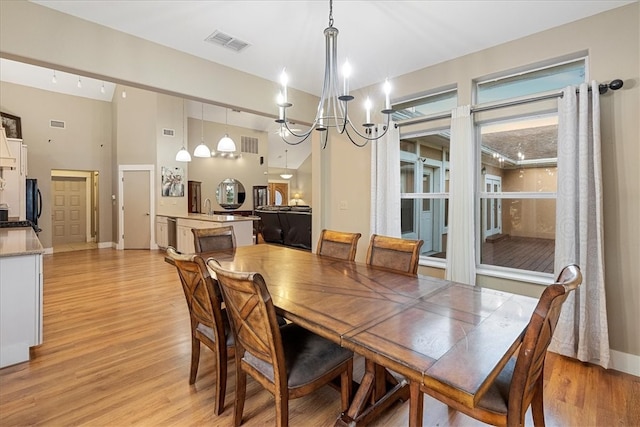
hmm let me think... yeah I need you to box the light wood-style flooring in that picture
[1,249,638,426]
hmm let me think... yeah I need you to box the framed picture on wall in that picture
[1,112,22,139]
[161,166,185,197]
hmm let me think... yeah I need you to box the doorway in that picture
[268,182,288,206]
[419,167,434,253]
[483,174,502,239]
[118,165,155,250]
[50,170,99,253]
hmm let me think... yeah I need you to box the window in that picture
[476,58,585,104]
[478,116,558,274]
[400,134,450,259]
[393,89,457,121]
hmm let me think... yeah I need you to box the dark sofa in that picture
[255,206,312,250]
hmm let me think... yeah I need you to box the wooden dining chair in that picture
[192,225,236,253]
[166,247,235,415]
[365,234,424,275]
[411,264,583,427]
[316,229,362,261]
[207,259,354,427]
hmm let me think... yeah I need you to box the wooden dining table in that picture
[178,244,538,426]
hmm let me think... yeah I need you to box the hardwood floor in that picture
[1,249,638,426]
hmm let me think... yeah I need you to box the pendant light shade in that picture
[176,99,191,162]
[217,134,236,152]
[280,149,293,179]
[176,147,192,162]
[217,109,236,152]
[194,103,211,157]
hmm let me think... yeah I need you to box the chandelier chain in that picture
[328,0,333,27]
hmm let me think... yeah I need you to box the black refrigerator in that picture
[26,178,42,232]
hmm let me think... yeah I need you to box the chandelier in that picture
[276,0,394,148]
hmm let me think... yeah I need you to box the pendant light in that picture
[193,103,211,157]
[175,99,191,162]
[216,108,236,153]
[280,149,293,179]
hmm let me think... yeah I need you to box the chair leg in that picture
[214,349,227,415]
[531,376,546,427]
[189,337,200,384]
[275,392,289,427]
[340,359,354,412]
[234,368,247,427]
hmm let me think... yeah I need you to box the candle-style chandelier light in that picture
[276,0,395,148]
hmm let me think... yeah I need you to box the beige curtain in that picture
[370,122,401,237]
[550,81,610,368]
[445,106,476,285]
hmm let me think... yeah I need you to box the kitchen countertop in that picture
[158,213,259,222]
[0,227,45,257]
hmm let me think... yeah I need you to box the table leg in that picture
[409,381,424,427]
[336,359,409,426]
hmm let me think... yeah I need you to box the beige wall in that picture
[187,118,268,212]
[0,1,317,125]
[155,94,189,217]
[1,1,637,361]
[501,167,557,239]
[0,81,113,249]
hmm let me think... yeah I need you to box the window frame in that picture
[399,130,450,266]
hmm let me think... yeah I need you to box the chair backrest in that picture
[206,259,287,388]
[365,234,424,275]
[508,264,582,421]
[166,247,226,336]
[192,226,236,253]
[316,229,362,261]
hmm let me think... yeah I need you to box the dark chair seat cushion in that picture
[243,323,352,388]
[475,356,515,414]
[196,309,235,347]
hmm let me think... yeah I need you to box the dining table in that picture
[173,243,538,426]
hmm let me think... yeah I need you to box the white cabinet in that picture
[0,252,43,368]
[176,220,220,253]
[177,225,195,254]
[155,216,168,248]
[0,138,27,220]
[175,217,254,253]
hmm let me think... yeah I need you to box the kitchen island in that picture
[157,213,258,254]
[0,226,44,368]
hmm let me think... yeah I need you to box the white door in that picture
[484,175,502,239]
[419,167,434,253]
[400,160,418,239]
[123,170,151,249]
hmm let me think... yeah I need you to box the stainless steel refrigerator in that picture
[26,178,42,232]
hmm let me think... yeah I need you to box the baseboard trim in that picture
[97,241,115,249]
[610,349,640,377]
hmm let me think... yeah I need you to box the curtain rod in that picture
[397,79,624,128]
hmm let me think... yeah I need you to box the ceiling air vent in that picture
[162,128,175,137]
[50,120,65,129]
[241,136,258,154]
[205,30,250,53]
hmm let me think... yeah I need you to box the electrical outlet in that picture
[339,200,348,210]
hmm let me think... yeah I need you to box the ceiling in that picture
[1,1,634,170]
